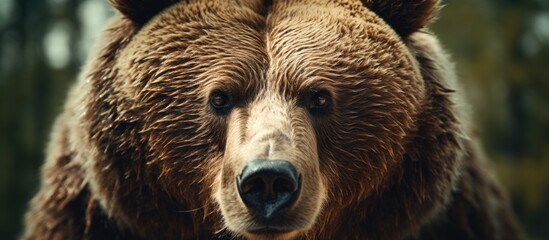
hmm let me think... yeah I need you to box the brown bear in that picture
[23,0,522,239]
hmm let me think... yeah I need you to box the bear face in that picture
[28,0,525,240]
[91,0,432,238]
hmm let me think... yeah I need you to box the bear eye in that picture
[311,95,328,108]
[210,92,233,112]
[308,90,332,114]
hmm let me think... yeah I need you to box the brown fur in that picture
[23,0,522,239]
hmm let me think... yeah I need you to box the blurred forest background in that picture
[0,0,548,239]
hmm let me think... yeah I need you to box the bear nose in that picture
[237,159,301,219]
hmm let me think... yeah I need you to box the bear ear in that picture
[109,0,180,25]
[361,0,441,37]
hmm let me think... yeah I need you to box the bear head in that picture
[80,0,461,239]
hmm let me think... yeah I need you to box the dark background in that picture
[1,0,548,239]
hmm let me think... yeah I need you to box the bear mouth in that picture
[235,207,311,238]
[249,227,292,234]
[246,227,299,239]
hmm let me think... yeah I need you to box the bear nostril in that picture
[241,177,266,195]
[236,160,301,219]
[273,177,297,193]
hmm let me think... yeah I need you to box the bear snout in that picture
[216,99,325,237]
[237,159,302,220]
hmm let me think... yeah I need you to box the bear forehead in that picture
[119,1,419,97]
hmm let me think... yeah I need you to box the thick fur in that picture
[23,0,521,239]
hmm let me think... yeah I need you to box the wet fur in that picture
[23,0,521,239]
